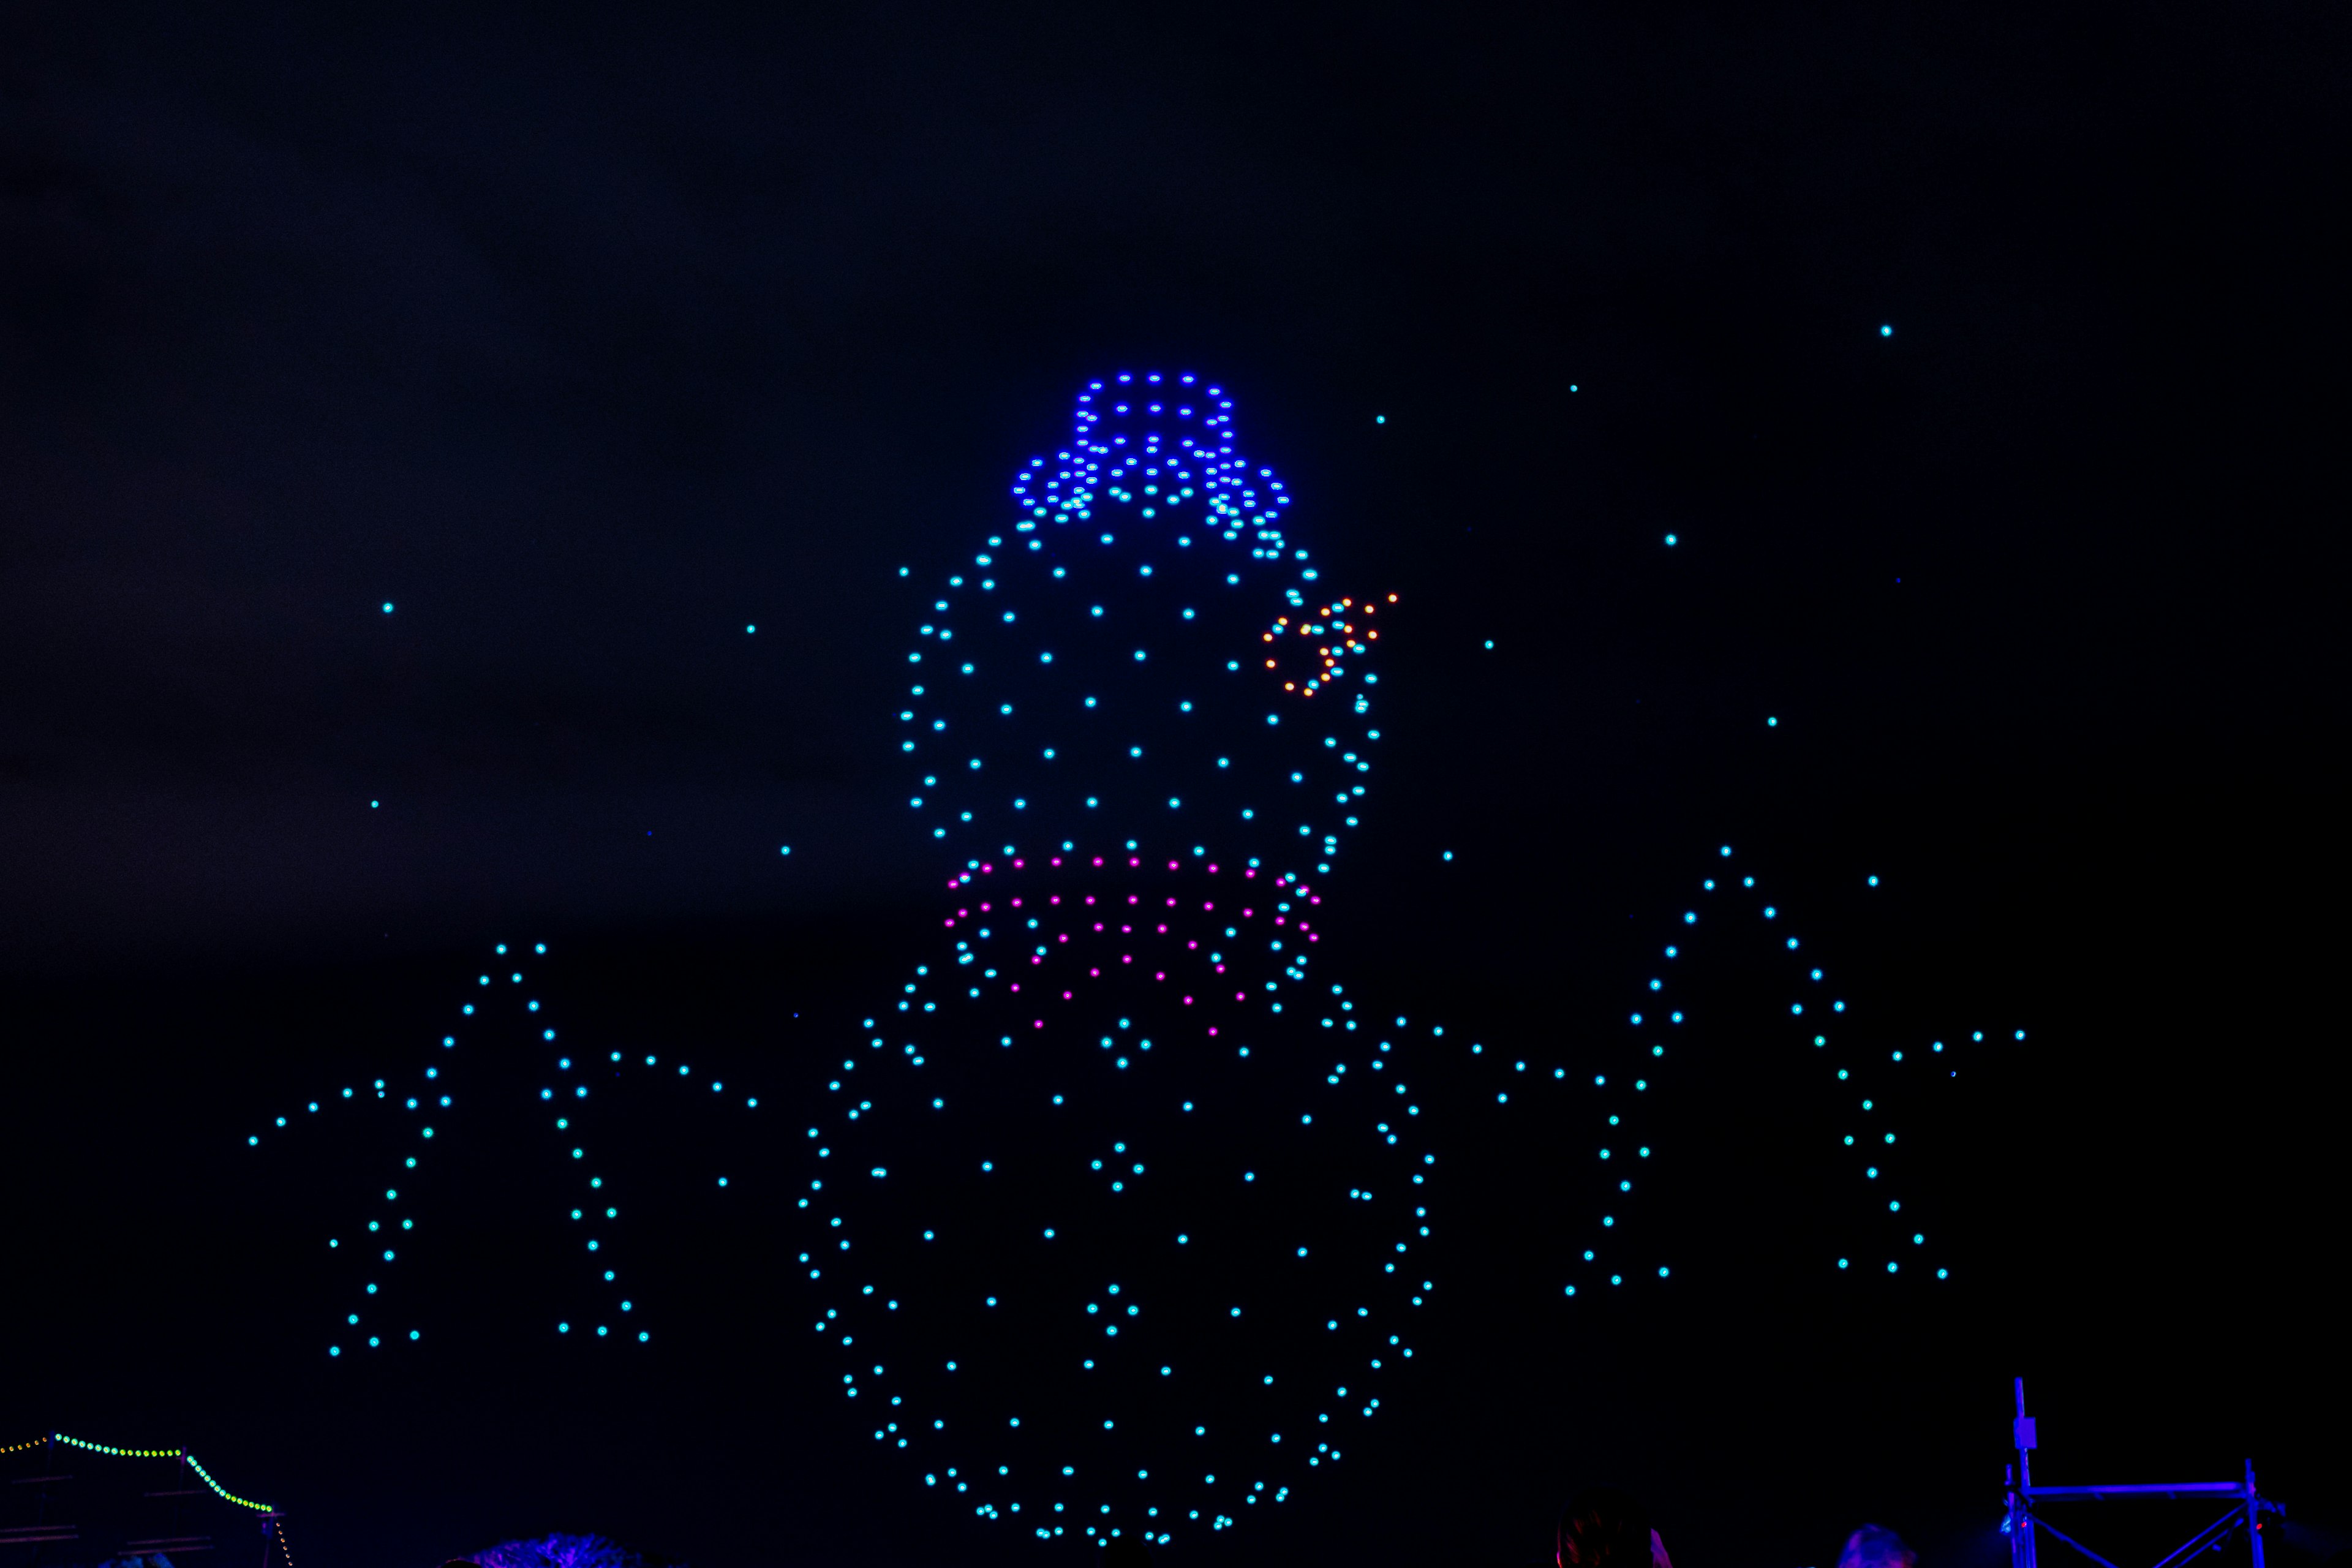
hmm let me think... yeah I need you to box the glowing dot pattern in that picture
[818,377,2022,1545]
[248,941,757,1354]
[12,1433,277,1513]
[1647,850,2026,1280]
[815,374,1442,1546]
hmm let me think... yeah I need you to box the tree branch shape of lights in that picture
[1632,848,2029,1286]
[247,941,764,1355]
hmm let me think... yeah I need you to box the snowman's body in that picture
[801,375,1434,1544]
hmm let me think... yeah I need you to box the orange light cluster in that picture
[1265,593,1396,696]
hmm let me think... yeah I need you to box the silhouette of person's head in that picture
[1558,1487,1659,1568]
[1103,1531,1153,1568]
[1841,1525,1918,1568]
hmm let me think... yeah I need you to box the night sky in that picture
[2,2,2343,1566]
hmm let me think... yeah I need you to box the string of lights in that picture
[24,1433,277,1512]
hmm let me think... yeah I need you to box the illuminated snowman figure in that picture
[246,377,2009,1408]
[801,374,1453,1547]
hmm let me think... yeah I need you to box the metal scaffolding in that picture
[2004,1379,2278,1568]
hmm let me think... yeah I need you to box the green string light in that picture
[48,1432,274,1512]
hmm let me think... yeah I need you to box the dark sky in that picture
[2,2,2343,1566]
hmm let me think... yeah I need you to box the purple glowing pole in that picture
[2244,1458,2266,1568]
[2009,1377,2040,1568]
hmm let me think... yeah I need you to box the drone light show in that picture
[800,374,1439,1545]
[248,940,766,1356]
[6,10,2333,1566]
[790,374,2019,1547]
[224,374,2027,1552]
